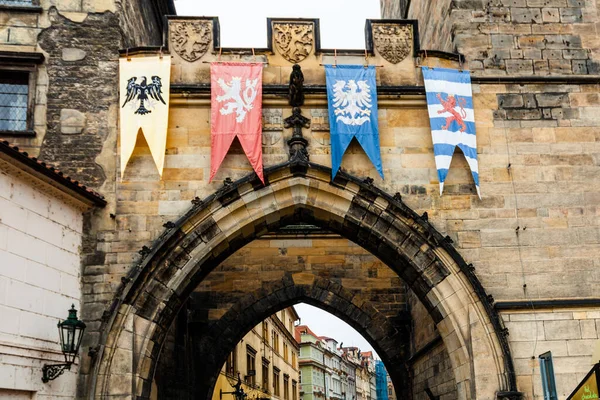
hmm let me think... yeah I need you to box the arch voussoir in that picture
[92,163,517,400]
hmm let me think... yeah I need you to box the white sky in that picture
[295,303,379,359]
[174,0,381,49]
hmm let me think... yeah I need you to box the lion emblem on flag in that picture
[332,79,372,126]
[215,76,259,123]
[436,93,468,132]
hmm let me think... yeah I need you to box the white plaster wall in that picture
[0,169,84,399]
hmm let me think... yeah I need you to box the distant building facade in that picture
[386,374,396,400]
[374,361,388,400]
[296,326,381,400]
[213,307,300,400]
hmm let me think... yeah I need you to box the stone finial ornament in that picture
[372,24,412,64]
[273,22,314,63]
[170,20,212,62]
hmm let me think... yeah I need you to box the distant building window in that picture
[273,367,281,396]
[262,358,270,392]
[292,351,297,369]
[273,331,280,353]
[284,342,289,362]
[0,71,29,132]
[246,346,257,386]
[263,321,269,344]
[284,374,290,400]
[226,349,237,376]
[539,352,558,400]
[292,380,297,400]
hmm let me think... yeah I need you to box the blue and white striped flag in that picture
[422,67,480,198]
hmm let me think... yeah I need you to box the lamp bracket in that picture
[42,363,71,383]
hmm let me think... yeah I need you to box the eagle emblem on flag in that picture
[122,76,166,115]
[332,80,373,126]
[325,65,383,179]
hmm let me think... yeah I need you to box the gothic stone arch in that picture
[181,277,412,400]
[89,161,517,399]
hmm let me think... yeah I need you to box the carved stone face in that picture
[372,24,412,64]
[272,22,314,63]
[170,20,212,62]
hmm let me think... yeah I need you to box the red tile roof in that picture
[0,140,106,207]
[295,324,321,343]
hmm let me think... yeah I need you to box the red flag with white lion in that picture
[210,62,264,183]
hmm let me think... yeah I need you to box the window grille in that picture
[0,71,29,132]
[0,0,34,6]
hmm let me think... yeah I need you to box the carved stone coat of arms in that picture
[272,22,314,63]
[372,24,412,64]
[170,20,212,62]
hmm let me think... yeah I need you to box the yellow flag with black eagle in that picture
[119,55,171,178]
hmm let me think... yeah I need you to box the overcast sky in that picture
[295,303,379,359]
[174,0,381,49]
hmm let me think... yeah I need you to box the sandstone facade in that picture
[1,1,599,400]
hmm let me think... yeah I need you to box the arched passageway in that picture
[89,161,516,399]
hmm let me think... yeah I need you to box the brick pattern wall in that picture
[465,81,600,300]
[37,11,122,188]
[0,166,84,398]
[408,290,457,399]
[449,0,600,75]
[191,237,408,325]
[411,343,457,400]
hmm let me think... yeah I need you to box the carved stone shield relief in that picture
[372,24,412,64]
[170,20,212,62]
[272,22,314,63]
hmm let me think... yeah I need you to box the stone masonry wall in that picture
[406,0,454,52]
[70,17,600,398]
[38,10,121,188]
[411,343,457,400]
[2,0,168,163]
[408,290,457,400]
[451,0,600,75]
[380,0,408,19]
[190,236,409,327]
[502,308,600,399]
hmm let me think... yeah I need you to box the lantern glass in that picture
[57,305,86,365]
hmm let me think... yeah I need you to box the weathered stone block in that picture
[560,7,583,23]
[498,94,524,108]
[60,108,86,134]
[511,8,543,24]
[542,7,560,22]
[544,320,582,340]
[506,59,534,74]
[61,47,87,61]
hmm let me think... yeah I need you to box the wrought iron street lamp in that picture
[221,373,249,400]
[41,304,86,383]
